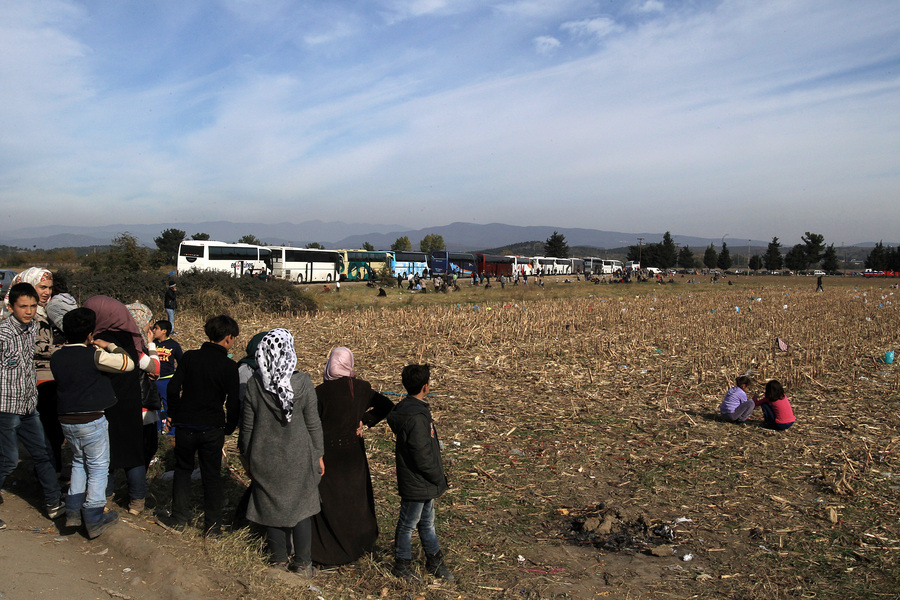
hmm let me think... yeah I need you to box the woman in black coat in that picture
[310,347,393,566]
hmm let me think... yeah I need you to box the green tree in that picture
[659,232,677,269]
[677,246,695,269]
[85,232,149,273]
[154,228,186,265]
[717,242,732,270]
[865,242,888,270]
[784,244,807,271]
[377,261,394,286]
[362,241,375,251]
[821,244,839,273]
[191,232,210,240]
[419,234,445,254]
[238,234,263,245]
[802,232,825,267]
[543,231,569,258]
[763,237,783,271]
[305,242,324,249]
[391,236,412,252]
[749,254,762,270]
[703,244,718,270]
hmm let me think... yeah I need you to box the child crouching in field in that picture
[720,375,755,424]
[754,380,795,431]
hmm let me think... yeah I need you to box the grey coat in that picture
[239,370,324,527]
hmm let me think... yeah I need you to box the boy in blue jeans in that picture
[51,307,136,537]
[387,364,454,581]
[0,283,64,530]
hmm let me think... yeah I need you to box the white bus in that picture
[507,256,532,276]
[176,241,271,276]
[601,259,623,274]
[270,247,341,283]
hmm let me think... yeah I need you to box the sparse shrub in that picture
[60,269,317,315]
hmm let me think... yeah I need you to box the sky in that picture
[1,0,899,244]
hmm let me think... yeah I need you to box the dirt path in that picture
[0,483,240,600]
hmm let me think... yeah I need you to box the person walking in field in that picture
[164,282,177,333]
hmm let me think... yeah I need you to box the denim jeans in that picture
[0,410,61,506]
[60,416,110,510]
[172,427,225,528]
[394,499,441,560]
[165,309,175,330]
[106,464,147,500]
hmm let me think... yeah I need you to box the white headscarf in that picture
[3,267,52,318]
[256,328,297,422]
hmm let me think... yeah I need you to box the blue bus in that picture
[391,251,429,279]
[430,250,477,277]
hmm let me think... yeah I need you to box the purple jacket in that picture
[720,386,749,415]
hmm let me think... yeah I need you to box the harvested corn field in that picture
[155,277,900,599]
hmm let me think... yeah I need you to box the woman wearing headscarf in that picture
[82,296,158,516]
[126,302,163,473]
[310,347,394,566]
[231,331,268,529]
[3,267,66,473]
[239,328,324,576]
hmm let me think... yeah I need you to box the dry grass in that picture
[149,275,900,599]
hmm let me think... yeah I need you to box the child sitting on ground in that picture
[720,375,755,424]
[753,380,795,431]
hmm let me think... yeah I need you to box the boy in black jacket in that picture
[160,315,239,536]
[387,364,454,581]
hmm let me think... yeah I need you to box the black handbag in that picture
[140,372,162,411]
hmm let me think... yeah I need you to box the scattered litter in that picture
[673,517,693,524]
[123,568,131,573]
[54,537,67,542]
[682,553,694,562]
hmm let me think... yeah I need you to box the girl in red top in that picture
[754,380,795,431]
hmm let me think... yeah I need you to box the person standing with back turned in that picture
[161,315,239,536]
[387,364,454,581]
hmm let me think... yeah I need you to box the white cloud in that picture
[1,0,900,243]
[632,0,664,14]
[560,16,622,41]
[533,36,561,54]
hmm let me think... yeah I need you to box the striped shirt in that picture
[0,315,38,415]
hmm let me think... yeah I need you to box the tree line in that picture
[3,228,891,274]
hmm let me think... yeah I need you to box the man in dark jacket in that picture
[387,364,454,581]
[160,315,239,536]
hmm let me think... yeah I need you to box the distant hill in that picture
[1,220,893,254]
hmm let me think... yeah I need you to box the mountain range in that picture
[0,221,889,252]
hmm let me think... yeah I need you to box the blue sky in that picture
[1,0,899,244]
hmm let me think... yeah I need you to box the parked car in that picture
[0,269,18,297]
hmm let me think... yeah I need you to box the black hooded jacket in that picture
[387,395,449,502]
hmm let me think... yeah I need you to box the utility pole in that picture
[637,237,644,266]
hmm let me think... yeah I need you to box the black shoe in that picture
[425,551,455,581]
[0,517,6,530]
[156,513,185,533]
[46,500,66,520]
[391,558,418,580]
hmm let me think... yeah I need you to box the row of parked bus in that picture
[176,240,628,284]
